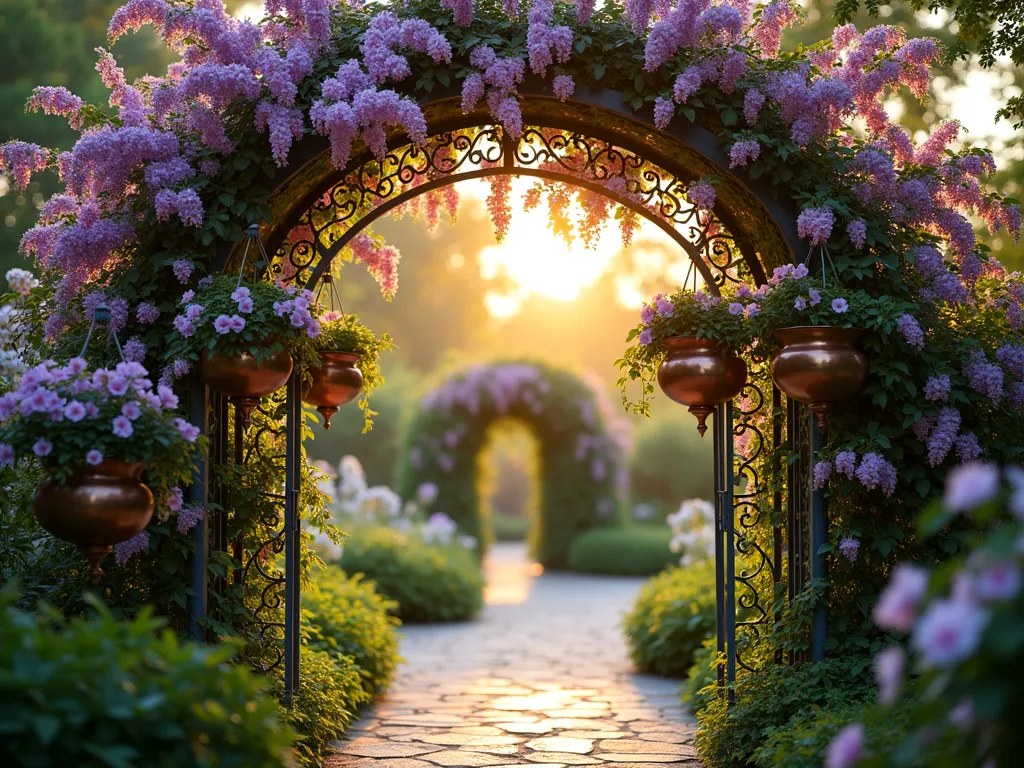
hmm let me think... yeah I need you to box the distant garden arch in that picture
[394,360,628,568]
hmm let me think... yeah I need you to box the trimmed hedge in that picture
[567,526,677,576]
[623,565,716,676]
[696,657,876,768]
[305,566,402,695]
[339,525,484,623]
[492,512,530,541]
[0,587,295,768]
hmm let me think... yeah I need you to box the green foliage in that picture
[682,637,721,713]
[695,658,876,768]
[623,565,717,677]
[492,511,530,541]
[304,565,402,695]
[567,526,678,576]
[752,696,918,768]
[629,407,713,514]
[272,646,367,768]
[396,359,625,568]
[0,586,296,768]
[339,525,483,623]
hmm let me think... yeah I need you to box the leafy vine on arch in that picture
[395,360,629,568]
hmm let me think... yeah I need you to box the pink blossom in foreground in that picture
[873,563,929,631]
[912,597,988,668]
[874,645,904,704]
[825,723,864,768]
[944,461,1000,511]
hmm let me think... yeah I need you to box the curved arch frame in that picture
[198,86,820,704]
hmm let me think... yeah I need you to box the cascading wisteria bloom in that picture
[796,206,835,245]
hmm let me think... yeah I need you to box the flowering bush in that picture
[618,287,757,415]
[0,359,203,514]
[822,462,1024,768]
[397,360,628,567]
[164,275,321,373]
[668,498,716,566]
[315,313,393,430]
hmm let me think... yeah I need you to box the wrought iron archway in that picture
[188,91,827,704]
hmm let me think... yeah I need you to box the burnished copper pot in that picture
[770,326,868,431]
[200,346,293,429]
[657,335,748,437]
[303,351,363,430]
[33,460,154,584]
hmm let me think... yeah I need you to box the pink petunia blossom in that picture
[912,597,988,668]
[874,645,904,704]
[112,415,134,438]
[873,563,929,631]
[213,314,233,334]
[33,438,53,457]
[944,461,1000,511]
[825,723,864,768]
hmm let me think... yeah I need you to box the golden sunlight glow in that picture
[460,178,682,320]
[233,2,265,21]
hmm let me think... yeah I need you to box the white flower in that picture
[944,462,1000,512]
[6,268,38,297]
[912,597,989,668]
[975,562,1021,602]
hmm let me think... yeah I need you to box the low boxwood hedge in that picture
[567,526,677,576]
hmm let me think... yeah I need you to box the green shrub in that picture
[305,566,402,694]
[567,526,678,576]
[492,511,530,541]
[272,646,368,768]
[339,526,483,622]
[683,637,720,712]
[623,565,716,676]
[696,657,876,768]
[0,587,295,768]
[751,696,919,768]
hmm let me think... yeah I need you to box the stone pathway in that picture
[324,543,699,768]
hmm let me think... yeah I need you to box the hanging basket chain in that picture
[237,223,271,289]
[79,303,125,363]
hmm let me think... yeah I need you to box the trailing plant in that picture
[622,564,717,677]
[304,566,402,695]
[0,586,296,768]
[314,313,393,431]
[339,525,484,623]
[0,359,204,514]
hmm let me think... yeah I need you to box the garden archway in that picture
[394,360,628,568]
[202,84,809,701]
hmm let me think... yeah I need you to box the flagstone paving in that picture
[324,543,700,768]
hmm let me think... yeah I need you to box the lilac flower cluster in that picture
[526,0,573,76]
[114,531,150,566]
[686,180,716,212]
[820,449,895,496]
[796,206,835,245]
[963,350,1004,404]
[923,374,951,402]
[728,139,760,169]
[895,313,924,350]
[838,537,860,563]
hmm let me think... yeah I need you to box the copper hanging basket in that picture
[33,460,155,584]
[770,326,868,431]
[200,346,293,429]
[303,351,364,429]
[657,335,748,437]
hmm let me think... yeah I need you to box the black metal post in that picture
[283,375,302,704]
[188,376,209,643]
[713,403,726,693]
[771,386,783,663]
[810,417,828,661]
[723,401,736,694]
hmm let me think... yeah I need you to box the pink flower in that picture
[86,449,103,466]
[825,723,864,768]
[912,597,988,668]
[174,417,201,443]
[655,297,674,317]
[976,562,1021,602]
[121,401,142,421]
[831,298,849,313]
[552,74,575,102]
[797,206,835,245]
[237,296,253,313]
[107,376,130,396]
[745,303,760,318]
[873,563,929,631]
[157,385,179,410]
[231,287,250,302]
[112,415,134,438]
[874,646,904,704]
[33,438,53,457]
[64,400,88,422]
[185,304,204,321]
[213,315,233,334]
[168,486,184,513]
[0,443,14,465]
[944,462,1000,511]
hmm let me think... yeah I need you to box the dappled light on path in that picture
[325,543,698,767]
